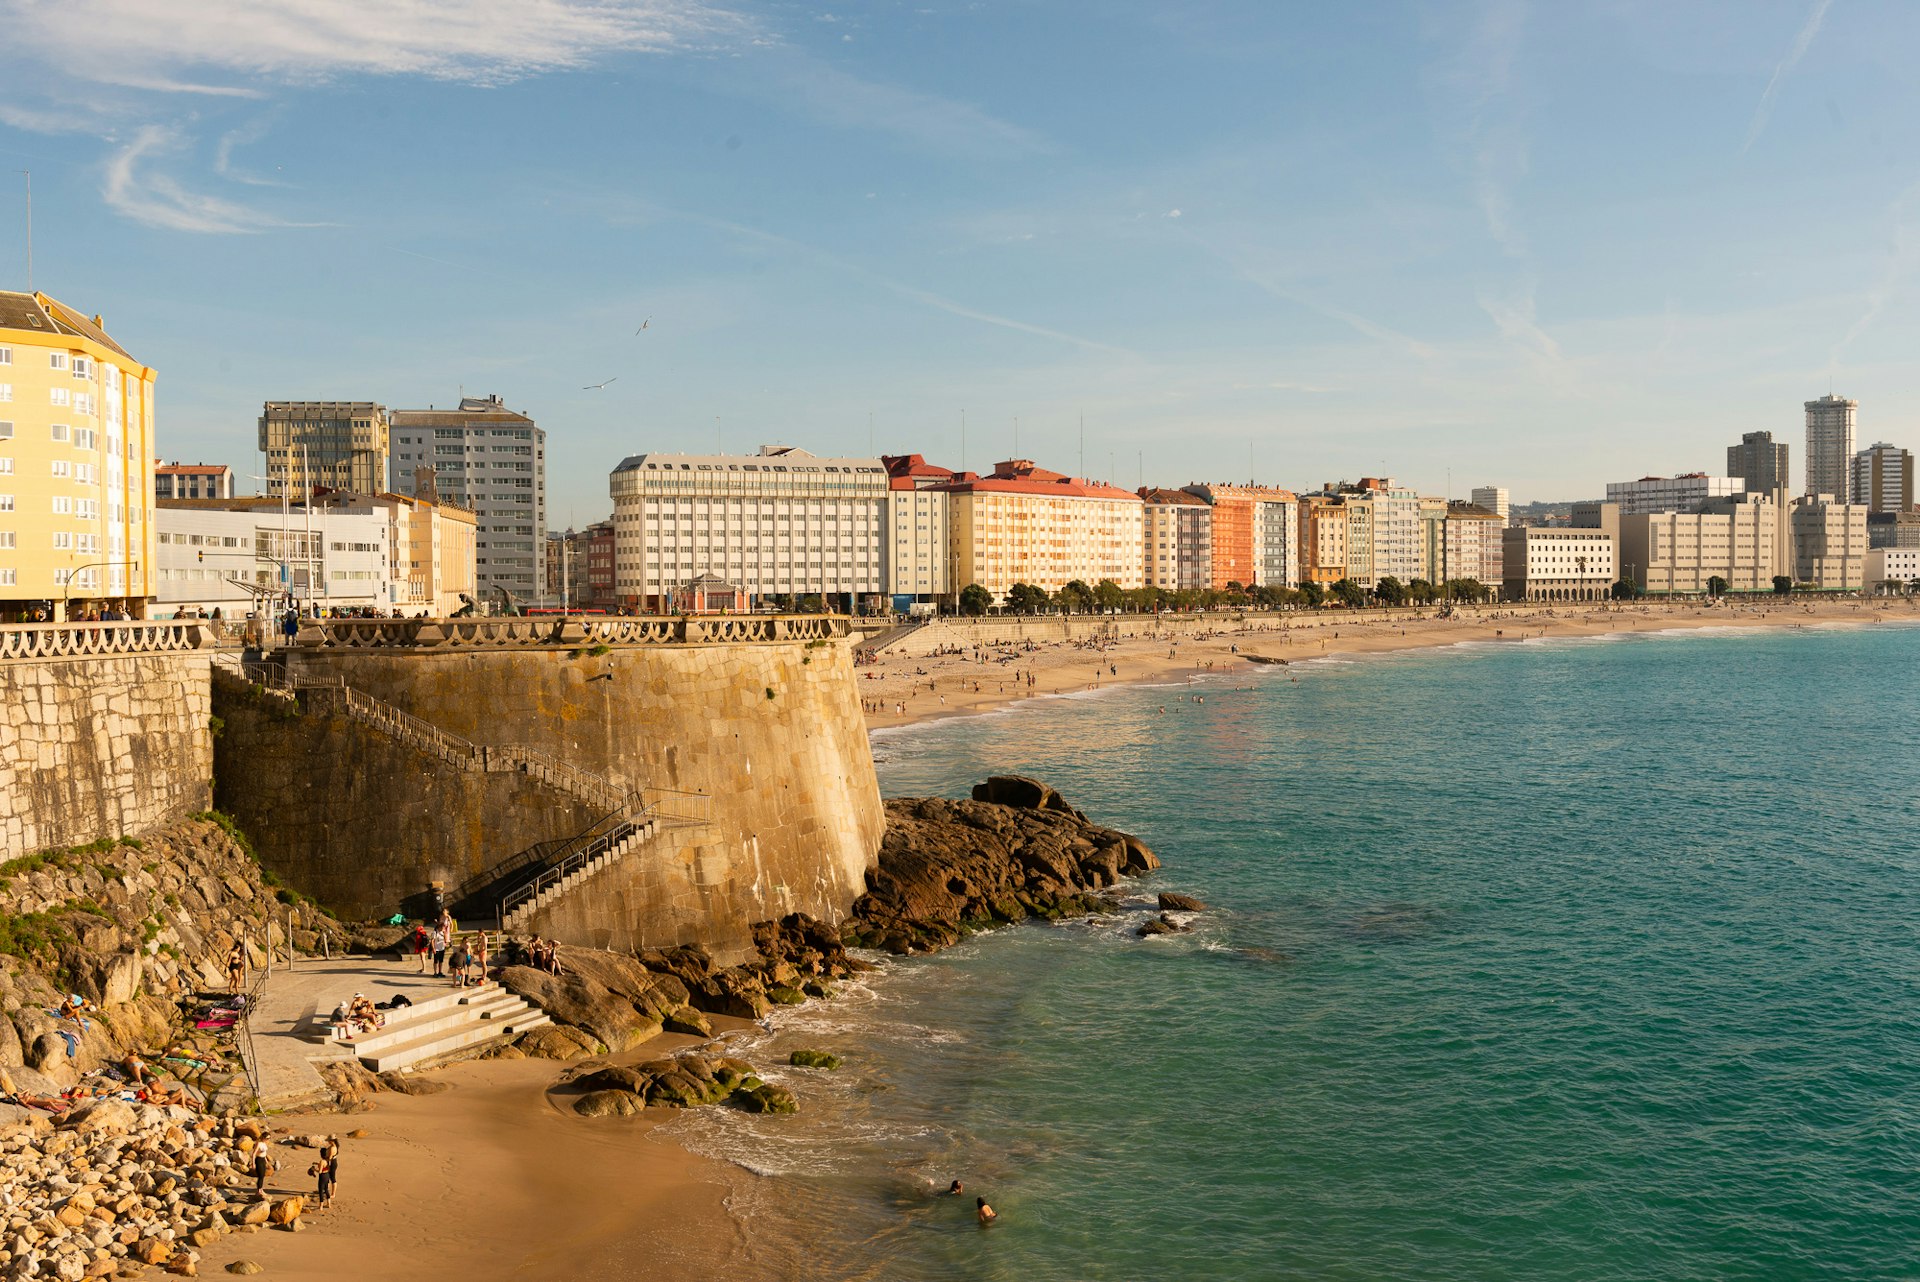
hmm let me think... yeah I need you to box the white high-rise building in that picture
[390,395,545,607]
[1805,395,1857,500]
[1470,486,1509,521]
[1604,473,1746,516]
[610,445,889,612]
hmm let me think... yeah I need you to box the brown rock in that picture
[267,1197,302,1226]
[572,1089,644,1118]
[1157,892,1209,913]
[225,1265,262,1276]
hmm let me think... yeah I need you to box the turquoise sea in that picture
[670,622,1920,1281]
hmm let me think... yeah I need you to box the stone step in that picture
[341,986,519,1056]
[362,1007,550,1072]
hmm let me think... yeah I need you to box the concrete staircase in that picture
[339,981,550,1072]
[499,819,657,933]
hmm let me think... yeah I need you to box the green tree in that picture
[1610,580,1638,601]
[1330,578,1367,608]
[1772,575,1793,596]
[1093,578,1124,613]
[1296,580,1326,607]
[958,584,992,616]
[1374,576,1408,607]
[1408,578,1437,605]
[1706,576,1730,598]
[1443,578,1488,603]
[1059,579,1095,615]
[1005,583,1049,615]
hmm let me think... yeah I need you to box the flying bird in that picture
[635,318,650,335]
[582,377,619,390]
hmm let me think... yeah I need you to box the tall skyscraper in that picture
[1728,431,1789,496]
[1804,395,1857,499]
[390,395,545,606]
[1850,442,1914,513]
[258,402,390,497]
[1470,486,1509,521]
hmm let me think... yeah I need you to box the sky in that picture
[3,0,1918,520]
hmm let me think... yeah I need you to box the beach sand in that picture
[195,1044,766,1282]
[858,598,1920,733]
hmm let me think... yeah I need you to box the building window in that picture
[50,423,69,442]
[48,353,66,371]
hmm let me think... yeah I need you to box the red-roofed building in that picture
[154,462,235,502]
[932,459,1143,598]
[882,454,956,607]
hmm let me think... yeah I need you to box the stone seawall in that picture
[0,653,211,855]
[224,639,884,963]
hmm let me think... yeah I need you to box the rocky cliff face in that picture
[0,816,337,1088]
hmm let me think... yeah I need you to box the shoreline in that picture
[858,599,1920,735]
[195,600,1915,1281]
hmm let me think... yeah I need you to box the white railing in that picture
[0,619,212,661]
[294,613,850,649]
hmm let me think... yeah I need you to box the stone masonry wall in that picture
[233,640,884,964]
[210,676,602,920]
[0,654,212,856]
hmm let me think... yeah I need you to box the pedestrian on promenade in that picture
[430,923,448,977]
[448,938,471,987]
[226,943,246,994]
[474,930,490,982]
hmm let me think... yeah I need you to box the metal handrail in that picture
[495,788,653,924]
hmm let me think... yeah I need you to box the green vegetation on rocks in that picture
[789,1049,841,1070]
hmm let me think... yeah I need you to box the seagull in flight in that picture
[582,377,619,390]
[635,318,650,335]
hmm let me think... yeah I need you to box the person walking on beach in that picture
[250,1143,274,1198]
[310,1154,334,1205]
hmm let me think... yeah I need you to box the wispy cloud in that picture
[4,0,739,91]
[103,126,325,233]
[733,48,1052,161]
[1743,0,1837,153]
[1477,281,1563,366]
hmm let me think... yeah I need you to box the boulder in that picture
[514,1025,599,1061]
[375,1072,450,1096]
[266,1198,302,1226]
[497,967,662,1052]
[1157,892,1209,912]
[59,1100,137,1136]
[573,1090,643,1118]
[788,1050,841,1070]
[225,1264,262,1276]
[98,953,143,1006]
[1136,914,1190,938]
[661,1007,711,1037]
[733,1084,798,1115]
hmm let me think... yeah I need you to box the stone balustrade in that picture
[0,619,213,662]
[292,613,849,649]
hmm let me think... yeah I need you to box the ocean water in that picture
[669,622,1920,1282]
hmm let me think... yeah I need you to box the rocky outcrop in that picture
[558,1051,779,1115]
[0,1102,310,1280]
[845,777,1158,954]
[0,816,340,1088]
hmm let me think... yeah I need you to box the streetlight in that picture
[61,559,139,620]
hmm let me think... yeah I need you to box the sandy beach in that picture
[857,598,1920,733]
[192,1036,767,1282]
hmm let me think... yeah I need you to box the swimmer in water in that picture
[949,1180,964,1195]
[976,1197,997,1224]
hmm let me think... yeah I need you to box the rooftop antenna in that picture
[960,409,966,475]
[1014,416,1020,457]
[1079,413,1085,478]
[1137,449,1143,490]
[868,411,874,455]
[15,170,28,291]
[715,416,721,453]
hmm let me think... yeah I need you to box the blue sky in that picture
[4,0,1917,519]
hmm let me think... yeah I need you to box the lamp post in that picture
[61,559,139,621]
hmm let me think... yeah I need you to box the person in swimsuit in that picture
[976,1197,997,1225]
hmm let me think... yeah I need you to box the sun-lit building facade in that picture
[938,460,1143,599]
[0,291,157,619]
[1138,487,1212,591]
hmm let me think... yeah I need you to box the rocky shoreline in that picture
[469,776,1166,1120]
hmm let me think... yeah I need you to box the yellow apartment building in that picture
[0,291,157,620]
[1297,495,1348,584]
[937,460,1143,598]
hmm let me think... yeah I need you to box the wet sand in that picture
[859,599,1918,733]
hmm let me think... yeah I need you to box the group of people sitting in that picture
[523,936,563,974]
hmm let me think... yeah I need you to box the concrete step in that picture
[362,1006,551,1072]
[336,984,508,1055]
[348,990,525,1058]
